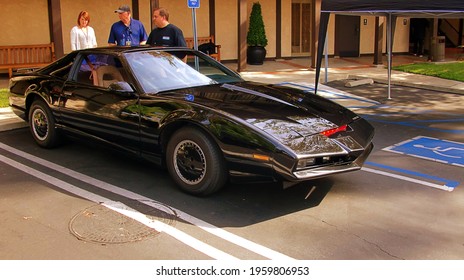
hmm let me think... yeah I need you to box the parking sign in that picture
[188,0,200,8]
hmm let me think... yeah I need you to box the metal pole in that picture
[192,9,198,50]
[387,13,392,100]
[192,8,199,69]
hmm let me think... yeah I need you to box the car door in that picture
[58,53,142,154]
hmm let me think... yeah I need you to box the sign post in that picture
[188,0,200,50]
[188,0,200,69]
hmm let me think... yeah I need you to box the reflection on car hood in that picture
[247,115,334,140]
[162,81,360,149]
[246,115,345,156]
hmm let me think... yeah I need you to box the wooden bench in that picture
[185,35,221,61]
[0,43,56,77]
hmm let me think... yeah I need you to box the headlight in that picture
[296,158,316,170]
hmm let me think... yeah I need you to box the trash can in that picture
[431,36,445,62]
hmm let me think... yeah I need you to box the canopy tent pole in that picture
[324,30,329,84]
[314,12,330,94]
[387,13,392,99]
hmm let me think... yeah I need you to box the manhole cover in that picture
[69,202,176,244]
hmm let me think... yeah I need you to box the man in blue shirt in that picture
[108,5,147,46]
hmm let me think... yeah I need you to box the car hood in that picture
[162,81,356,130]
[156,82,369,155]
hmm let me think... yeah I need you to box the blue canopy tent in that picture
[315,0,464,98]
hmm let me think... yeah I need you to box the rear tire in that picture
[166,127,227,196]
[28,100,61,148]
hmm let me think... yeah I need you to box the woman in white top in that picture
[70,11,97,50]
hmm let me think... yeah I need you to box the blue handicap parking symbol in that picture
[188,0,200,8]
[384,136,464,167]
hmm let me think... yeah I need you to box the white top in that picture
[70,26,97,50]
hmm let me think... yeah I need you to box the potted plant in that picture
[246,2,268,65]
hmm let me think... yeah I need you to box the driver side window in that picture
[75,54,126,88]
[75,56,94,85]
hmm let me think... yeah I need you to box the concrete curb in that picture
[344,78,374,87]
[0,107,27,132]
[348,74,464,95]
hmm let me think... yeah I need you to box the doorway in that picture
[291,0,311,56]
[335,15,360,57]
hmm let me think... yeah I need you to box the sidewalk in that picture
[225,54,464,95]
[0,107,28,131]
[2,53,464,132]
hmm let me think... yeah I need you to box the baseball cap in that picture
[115,5,131,13]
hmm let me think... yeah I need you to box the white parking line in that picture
[0,153,238,260]
[0,142,294,260]
[362,167,455,192]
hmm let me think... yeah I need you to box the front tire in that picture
[166,127,227,196]
[28,99,61,148]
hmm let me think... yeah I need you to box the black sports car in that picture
[9,46,374,195]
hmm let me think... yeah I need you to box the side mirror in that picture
[108,81,135,96]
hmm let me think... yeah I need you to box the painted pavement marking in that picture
[383,136,464,167]
[0,142,293,260]
[364,161,459,192]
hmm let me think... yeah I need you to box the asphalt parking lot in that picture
[0,80,463,261]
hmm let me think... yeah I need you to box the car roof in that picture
[75,46,192,56]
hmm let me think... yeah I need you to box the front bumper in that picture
[292,142,373,180]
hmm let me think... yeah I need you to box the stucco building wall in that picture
[4,0,50,46]
[3,0,410,61]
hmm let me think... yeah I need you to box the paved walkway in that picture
[225,54,464,95]
[0,107,27,131]
[1,52,463,132]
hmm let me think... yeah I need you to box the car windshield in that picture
[125,50,221,93]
